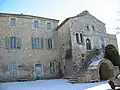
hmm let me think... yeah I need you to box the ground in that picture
[0,79,112,90]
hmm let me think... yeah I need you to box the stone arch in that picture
[98,59,114,80]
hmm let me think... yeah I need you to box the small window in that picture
[100,38,105,49]
[31,37,44,49]
[47,22,52,30]
[80,33,83,43]
[92,25,95,31]
[10,18,16,26]
[45,38,53,49]
[86,39,91,50]
[50,62,55,74]
[48,39,52,49]
[34,20,39,28]
[31,37,40,49]
[6,37,21,49]
[10,64,17,76]
[76,33,80,43]
[76,33,84,44]
[86,25,89,30]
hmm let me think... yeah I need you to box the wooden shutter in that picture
[17,38,21,49]
[5,37,10,49]
[41,38,44,49]
[31,37,35,49]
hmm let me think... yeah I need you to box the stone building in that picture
[0,13,59,81]
[0,10,119,82]
[56,10,119,82]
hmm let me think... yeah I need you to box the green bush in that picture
[104,44,120,66]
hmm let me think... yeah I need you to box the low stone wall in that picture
[114,66,119,76]
[85,69,99,82]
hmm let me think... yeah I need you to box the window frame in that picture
[46,21,53,30]
[9,17,17,27]
[31,37,44,49]
[50,62,55,74]
[6,36,21,49]
[33,20,39,29]
[86,38,91,50]
[75,32,84,44]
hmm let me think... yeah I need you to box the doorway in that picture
[99,62,114,80]
[35,64,41,80]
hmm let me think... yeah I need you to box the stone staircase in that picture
[68,49,102,83]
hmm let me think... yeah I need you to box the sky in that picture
[0,0,120,51]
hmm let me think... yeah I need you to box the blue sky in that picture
[0,0,120,51]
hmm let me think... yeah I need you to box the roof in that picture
[0,12,59,22]
[56,10,105,30]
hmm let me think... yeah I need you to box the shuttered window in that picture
[31,37,44,49]
[50,62,55,74]
[5,37,21,49]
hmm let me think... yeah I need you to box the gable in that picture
[56,10,105,31]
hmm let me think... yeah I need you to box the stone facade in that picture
[0,13,59,82]
[0,11,119,82]
[57,11,119,82]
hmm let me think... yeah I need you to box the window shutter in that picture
[17,38,21,49]
[52,39,54,49]
[31,37,35,49]
[50,39,52,49]
[5,37,10,49]
[41,38,44,49]
[35,37,39,48]
[45,39,48,49]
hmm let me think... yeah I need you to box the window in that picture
[10,18,16,26]
[76,33,84,44]
[100,38,105,49]
[10,64,17,76]
[86,25,89,30]
[45,38,53,49]
[48,39,52,49]
[34,20,39,28]
[32,37,39,49]
[47,22,52,30]
[31,37,44,49]
[92,25,95,30]
[86,39,91,50]
[41,38,44,49]
[50,62,55,74]
[5,37,21,49]
[80,33,83,43]
[76,33,80,43]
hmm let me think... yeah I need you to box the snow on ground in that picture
[0,79,111,90]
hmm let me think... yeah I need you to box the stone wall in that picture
[0,14,59,82]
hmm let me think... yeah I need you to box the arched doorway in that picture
[99,62,114,80]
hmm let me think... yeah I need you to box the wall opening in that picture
[99,62,114,80]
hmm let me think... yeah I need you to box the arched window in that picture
[86,39,91,50]
[80,33,83,43]
[76,33,79,43]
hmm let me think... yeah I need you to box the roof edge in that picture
[0,12,59,22]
